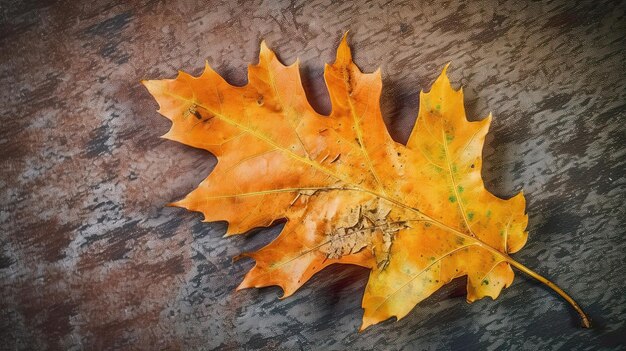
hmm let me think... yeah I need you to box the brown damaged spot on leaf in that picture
[321,199,406,270]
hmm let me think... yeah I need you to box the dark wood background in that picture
[1,0,625,349]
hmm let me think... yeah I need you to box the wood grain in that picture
[1,0,625,349]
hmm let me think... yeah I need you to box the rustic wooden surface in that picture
[1,0,625,349]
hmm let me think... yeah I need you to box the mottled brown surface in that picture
[1,0,625,350]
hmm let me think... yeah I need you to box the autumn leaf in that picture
[142,34,590,330]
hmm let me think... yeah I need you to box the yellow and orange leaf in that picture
[142,34,590,330]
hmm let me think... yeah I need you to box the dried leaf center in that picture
[321,200,407,269]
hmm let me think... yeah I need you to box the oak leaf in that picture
[143,35,590,330]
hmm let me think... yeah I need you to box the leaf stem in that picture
[502,254,591,328]
[421,218,591,328]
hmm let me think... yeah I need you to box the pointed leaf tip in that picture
[200,60,216,79]
[257,39,277,66]
[439,62,451,82]
[335,33,352,64]
[141,79,160,93]
[428,62,455,93]
[236,280,249,291]
[443,62,451,73]
[359,317,375,332]
[260,39,269,52]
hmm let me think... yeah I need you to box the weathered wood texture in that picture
[1,0,625,349]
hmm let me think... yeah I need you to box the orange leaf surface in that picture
[142,34,590,330]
